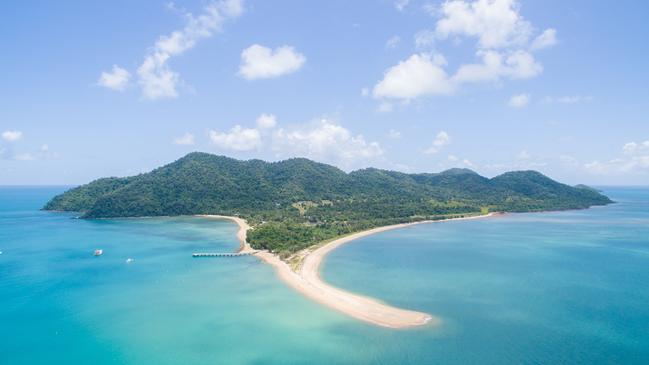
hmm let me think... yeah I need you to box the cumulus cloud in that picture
[256,113,277,129]
[373,0,553,102]
[435,0,533,49]
[97,65,131,91]
[423,131,451,154]
[139,0,244,99]
[272,119,383,165]
[2,130,22,142]
[453,49,542,83]
[99,0,243,100]
[531,28,558,50]
[622,140,649,155]
[583,139,649,175]
[508,93,530,108]
[173,132,196,145]
[239,44,306,80]
[209,125,261,151]
[205,114,382,167]
[373,53,454,99]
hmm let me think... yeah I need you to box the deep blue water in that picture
[1,186,648,364]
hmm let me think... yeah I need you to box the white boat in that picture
[94,249,103,256]
[126,258,133,263]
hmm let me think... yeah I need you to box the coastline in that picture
[197,215,253,253]
[201,212,497,329]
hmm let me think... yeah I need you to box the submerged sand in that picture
[201,213,495,329]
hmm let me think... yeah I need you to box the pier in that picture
[192,251,258,258]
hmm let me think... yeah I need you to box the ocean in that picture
[1,186,648,364]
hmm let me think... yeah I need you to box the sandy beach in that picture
[202,213,496,329]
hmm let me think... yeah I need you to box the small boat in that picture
[94,249,103,257]
[126,258,133,264]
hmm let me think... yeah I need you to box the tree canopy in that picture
[44,152,612,256]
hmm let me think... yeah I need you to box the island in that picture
[44,152,612,328]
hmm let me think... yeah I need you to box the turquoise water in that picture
[1,187,648,364]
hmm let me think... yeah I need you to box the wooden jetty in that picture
[192,251,258,258]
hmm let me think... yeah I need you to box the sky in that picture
[1,0,648,185]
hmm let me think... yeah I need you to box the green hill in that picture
[44,152,612,256]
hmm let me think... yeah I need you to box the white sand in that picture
[201,213,496,329]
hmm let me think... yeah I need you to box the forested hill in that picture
[44,152,612,255]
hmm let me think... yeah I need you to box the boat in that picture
[94,249,103,256]
[126,258,133,263]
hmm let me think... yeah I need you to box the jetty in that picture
[192,251,258,258]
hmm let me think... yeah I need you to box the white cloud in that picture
[204,115,382,167]
[453,50,541,83]
[583,139,649,175]
[622,142,638,155]
[505,50,542,78]
[373,53,454,99]
[97,65,131,91]
[133,0,244,100]
[423,131,451,154]
[272,119,383,166]
[256,113,277,129]
[385,35,401,49]
[374,0,551,102]
[239,44,306,80]
[387,129,402,139]
[209,125,261,151]
[435,0,533,49]
[622,140,649,155]
[40,144,49,152]
[377,102,394,113]
[394,0,410,11]
[508,93,530,108]
[360,87,369,97]
[414,29,436,48]
[531,28,557,50]
[544,95,593,104]
[173,132,196,145]
[2,130,22,142]
[374,49,540,100]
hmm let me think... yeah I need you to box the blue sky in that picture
[1,0,648,185]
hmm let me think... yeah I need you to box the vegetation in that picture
[44,152,613,256]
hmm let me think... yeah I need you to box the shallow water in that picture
[1,187,648,364]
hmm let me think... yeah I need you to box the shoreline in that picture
[201,212,497,329]
[196,215,253,253]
